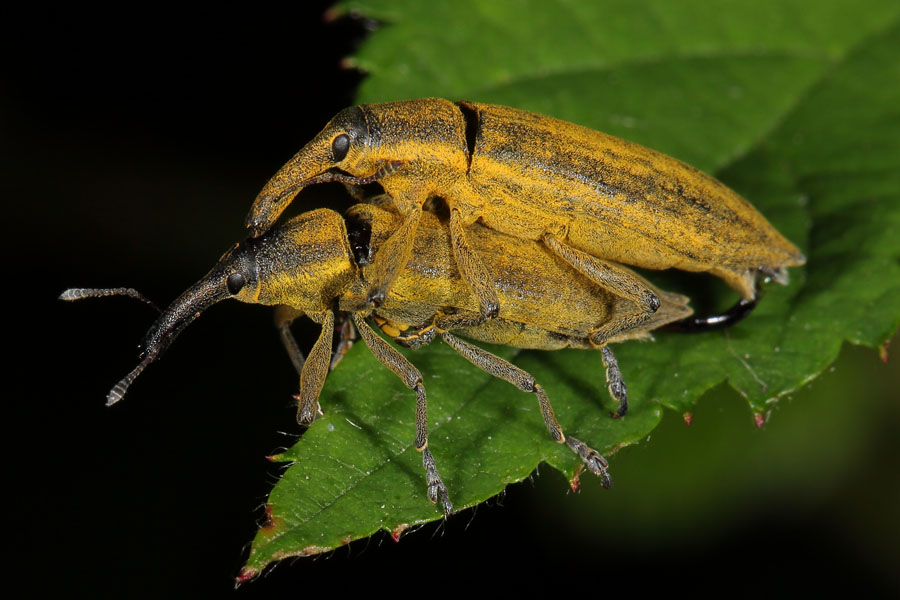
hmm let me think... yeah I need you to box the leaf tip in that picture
[753,412,766,428]
[569,466,583,493]
[235,567,259,586]
[254,503,285,544]
[683,412,693,426]
[261,504,277,529]
[391,523,410,542]
[322,6,343,23]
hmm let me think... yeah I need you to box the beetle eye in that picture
[332,133,350,162]
[226,273,246,295]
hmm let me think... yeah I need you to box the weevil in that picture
[248,98,805,330]
[62,202,692,515]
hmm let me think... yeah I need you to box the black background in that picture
[8,4,898,596]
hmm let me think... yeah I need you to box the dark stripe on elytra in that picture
[484,142,724,231]
[478,129,752,236]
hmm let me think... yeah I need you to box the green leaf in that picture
[241,0,900,578]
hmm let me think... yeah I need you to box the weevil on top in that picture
[248,98,805,327]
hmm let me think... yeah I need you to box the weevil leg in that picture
[274,305,306,376]
[277,306,358,374]
[292,310,335,425]
[588,309,654,346]
[394,322,438,349]
[352,313,454,515]
[343,183,370,203]
[395,311,485,350]
[440,331,611,487]
[600,346,628,418]
[330,313,358,371]
[449,209,500,319]
[543,233,660,314]
[365,204,423,308]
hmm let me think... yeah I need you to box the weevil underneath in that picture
[62,202,695,514]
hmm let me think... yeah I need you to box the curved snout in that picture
[107,242,260,405]
[246,134,337,237]
[139,271,230,364]
[246,106,370,237]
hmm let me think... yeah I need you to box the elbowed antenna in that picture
[115,271,235,404]
[60,242,254,406]
[58,287,161,312]
[106,353,154,406]
[59,286,164,405]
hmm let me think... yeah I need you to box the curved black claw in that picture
[665,297,758,333]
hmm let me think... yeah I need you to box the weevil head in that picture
[246,99,468,237]
[135,235,263,376]
[103,236,262,406]
[247,105,371,237]
[111,209,356,405]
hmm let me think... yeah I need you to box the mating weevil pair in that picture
[63,99,804,515]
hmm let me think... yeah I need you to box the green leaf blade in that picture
[245,341,664,572]
[244,2,900,576]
